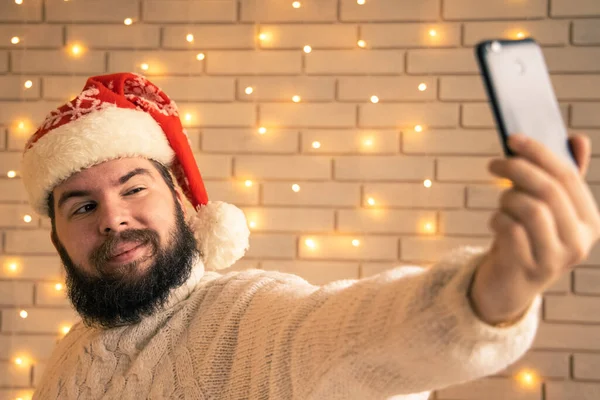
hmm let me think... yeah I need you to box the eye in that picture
[126,187,145,195]
[73,203,96,215]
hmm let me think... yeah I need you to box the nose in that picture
[97,199,131,235]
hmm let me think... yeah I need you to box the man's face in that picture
[50,157,198,328]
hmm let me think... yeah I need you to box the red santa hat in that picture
[20,72,250,271]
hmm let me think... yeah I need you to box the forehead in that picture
[55,158,156,192]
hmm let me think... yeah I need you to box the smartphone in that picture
[475,38,578,171]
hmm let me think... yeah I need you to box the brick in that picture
[587,158,600,182]
[546,381,600,400]
[163,25,254,50]
[576,130,600,156]
[46,0,139,22]
[0,129,5,149]
[334,155,434,181]
[0,101,60,127]
[259,24,357,49]
[573,19,600,45]
[574,267,600,294]
[340,0,439,22]
[67,25,160,49]
[338,209,437,234]
[306,50,405,75]
[9,126,33,151]
[206,51,301,75]
[35,282,69,307]
[0,152,21,177]
[461,103,569,128]
[364,183,465,208]
[464,20,569,46]
[0,179,29,202]
[0,204,39,228]
[439,210,494,236]
[552,75,600,100]
[193,154,232,179]
[11,50,105,74]
[109,51,205,75]
[0,25,62,49]
[544,47,600,72]
[438,156,499,182]
[260,260,359,286]
[204,180,260,205]
[338,77,437,102]
[403,129,501,155]
[241,207,334,232]
[572,102,600,127]
[0,52,6,73]
[436,377,539,400]
[361,23,461,48]
[443,0,547,20]
[302,129,399,154]
[260,103,356,128]
[587,240,600,265]
[359,103,459,129]
[241,0,337,22]
[41,76,88,102]
[245,233,296,259]
[234,155,331,180]
[1,307,78,334]
[533,322,600,350]
[238,77,335,102]
[179,103,255,127]
[439,76,486,101]
[546,273,570,294]
[574,353,600,380]
[0,0,42,22]
[407,48,478,74]
[143,0,236,22]
[299,235,398,261]
[147,76,236,102]
[262,182,360,207]
[0,390,36,400]
[0,282,33,306]
[545,295,600,323]
[0,76,40,101]
[202,128,298,153]
[0,334,59,361]
[499,351,569,378]
[550,0,600,17]
[5,230,55,254]
[0,362,30,387]
[400,237,490,263]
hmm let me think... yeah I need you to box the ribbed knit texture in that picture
[33,245,541,400]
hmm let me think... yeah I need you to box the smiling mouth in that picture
[107,243,148,264]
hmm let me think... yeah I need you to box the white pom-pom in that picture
[191,201,250,271]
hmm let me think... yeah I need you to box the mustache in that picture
[90,229,159,270]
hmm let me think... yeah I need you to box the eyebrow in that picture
[57,168,153,211]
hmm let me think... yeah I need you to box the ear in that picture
[174,188,187,217]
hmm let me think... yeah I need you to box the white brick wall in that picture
[0,0,599,398]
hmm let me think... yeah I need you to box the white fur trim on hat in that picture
[21,106,174,217]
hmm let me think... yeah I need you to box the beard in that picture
[52,200,199,329]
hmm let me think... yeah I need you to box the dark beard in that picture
[53,201,199,329]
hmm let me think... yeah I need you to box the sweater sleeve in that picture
[241,245,541,399]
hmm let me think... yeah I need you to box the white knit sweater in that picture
[33,246,541,400]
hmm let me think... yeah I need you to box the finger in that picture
[489,210,535,268]
[507,134,597,223]
[498,188,562,269]
[568,134,591,177]
[489,157,581,251]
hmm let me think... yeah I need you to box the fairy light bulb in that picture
[196,53,205,61]
[24,80,33,89]
[19,310,28,319]
[69,44,83,57]
[55,283,63,291]
[292,95,301,102]
[418,83,427,91]
[367,197,376,206]
[414,125,423,132]
[259,33,268,41]
[124,18,133,25]
[423,179,432,188]
[245,86,253,95]
[61,325,71,335]
[305,239,316,249]
[424,222,434,232]
[14,358,23,366]
[303,45,312,53]
[516,31,525,39]
[352,239,360,247]
[516,369,538,388]
[140,63,149,71]
[292,1,301,8]
[184,113,192,122]
[186,34,194,42]
[15,0,23,4]
[429,29,437,37]
[312,141,321,149]
[11,36,20,44]
[370,95,379,103]
[357,39,366,48]
[9,262,18,272]
[292,184,301,192]
[357,0,365,4]
[258,127,267,135]
[245,180,253,187]
[7,170,17,178]
[249,221,257,229]
[364,138,373,147]
[18,121,25,129]
[23,215,32,223]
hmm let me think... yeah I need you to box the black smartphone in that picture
[475,38,578,171]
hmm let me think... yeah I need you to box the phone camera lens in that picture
[491,41,502,53]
